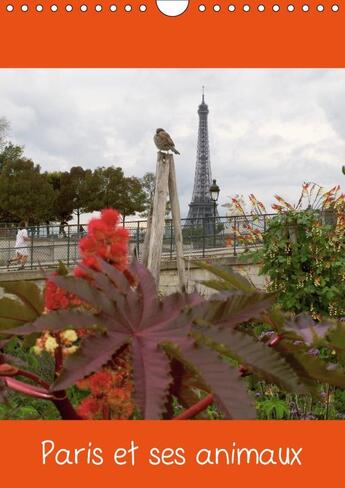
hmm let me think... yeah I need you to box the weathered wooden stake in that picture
[147,152,170,286]
[141,204,152,267]
[146,152,186,291]
[168,155,186,291]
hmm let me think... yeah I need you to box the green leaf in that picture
[0,297,38,331]
[0,281,44,316]
[327,323,345,367]
[195,261,255,293]
[56,261,69,276]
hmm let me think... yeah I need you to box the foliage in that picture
[0,125,148,224]
[85,167,147,220]
[0,143,24,170]
[2,209,345,420]
[47,167,93,225]
[140,172,171,218]
[257,397,289,419]
[228,183,345,319]
[0,158,55,223]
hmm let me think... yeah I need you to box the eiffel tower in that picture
[186,89,218,225]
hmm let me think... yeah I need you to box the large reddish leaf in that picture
[181,344,255,419]
[283,314,333,345]
[53,276,117,317]
[195,291,275,328]
[196,326,306,393]
[5,310,104,335]
[132,340,172,419]
[8,259,341,419]
[54,332,128,391]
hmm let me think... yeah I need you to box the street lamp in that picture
[209,179,220,247]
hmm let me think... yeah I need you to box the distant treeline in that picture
[0,120,155,226]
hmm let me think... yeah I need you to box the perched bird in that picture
[154,128,180,155]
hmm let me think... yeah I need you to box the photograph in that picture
[1,68,345,421]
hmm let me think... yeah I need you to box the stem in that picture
[3,377,56,400]
[52,391,83,420]
[173,394,214,420]
[324,384,331,420]
[54,339,63,377]
[16,370,50,389]
[4,371,82,420]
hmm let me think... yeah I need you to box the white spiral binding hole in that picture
[2,3,341,14]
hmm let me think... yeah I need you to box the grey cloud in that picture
[0,69,345,217]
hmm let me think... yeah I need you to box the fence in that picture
[0,214,276,271]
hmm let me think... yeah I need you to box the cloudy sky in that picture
[1,68,345,217]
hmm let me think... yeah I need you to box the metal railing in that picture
[0,214,275,272]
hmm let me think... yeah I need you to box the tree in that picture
[47,167,93,227]
[0,158,55,223]
[69,166,93,227]
[0,143,24,171]
[120,176,147,221]
[140,172,156,217]
[85,167,147,221]
[140,171,171,219]
[47,171,71,223]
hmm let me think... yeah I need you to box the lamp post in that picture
[209,179,220,247]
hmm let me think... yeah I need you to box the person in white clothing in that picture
[7,221,31,270]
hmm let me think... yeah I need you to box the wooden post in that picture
[168,155,186,291]
[147,152,170,286]
[141,204,152,267]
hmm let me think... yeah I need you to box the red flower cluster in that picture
[75,209,129,277]
[76,365,133,420]
[44,275,82,311]
[45,279,69,310]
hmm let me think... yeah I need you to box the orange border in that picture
[0,1,344,67]
[2,3,345,485]
[1,420,345,486]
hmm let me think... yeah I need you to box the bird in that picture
[154,128,180,155]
